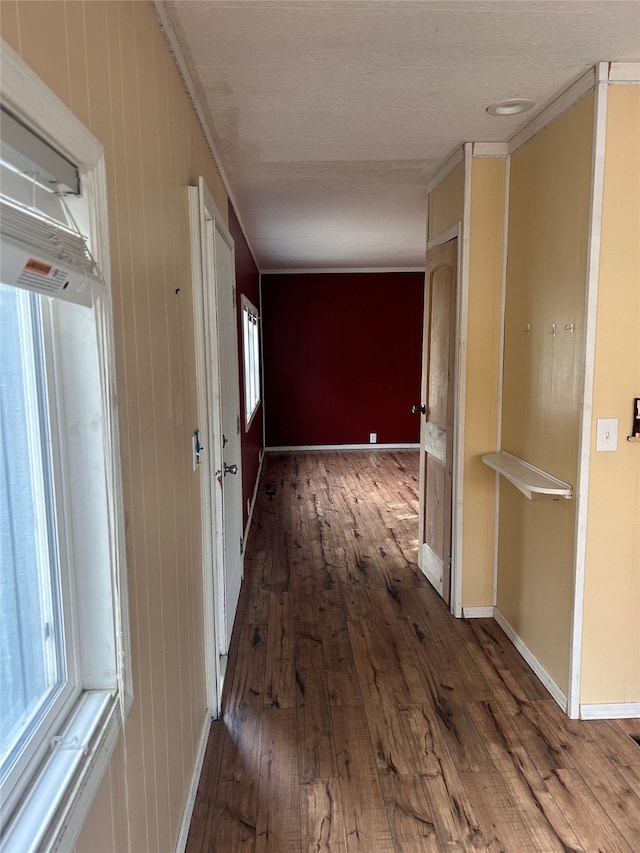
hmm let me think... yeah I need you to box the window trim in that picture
[0,39,131,853]
[241,294,261,430]
[0,286,83,820]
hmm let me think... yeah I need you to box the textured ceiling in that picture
[162,0,640,270]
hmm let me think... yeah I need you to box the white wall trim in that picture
[261,267,425,275]
[243,450,265,547]
[451,145,473,619]
[568,72,609,720]
[472,142,509,157]
[580,703,640,720]
[174,713,212,853]
[493,154,511,609]
[1,41,101,169]
[427,223,459,251]
[258,275,267,451]
[426,144,464,194]
[463,606,495,618]
[608,61,640,82]
[266,443,420,452]
[508,67,596,155]
[151,1,258,264]
[494,609,568,712]
[188,185,221,719]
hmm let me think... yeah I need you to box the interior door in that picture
[417,238,457,604]
[210,217,244,654]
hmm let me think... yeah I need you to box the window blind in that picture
[1,112,105,308]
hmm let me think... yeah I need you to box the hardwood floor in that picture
[186,450,640,852]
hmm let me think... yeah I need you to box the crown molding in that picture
[261,267,425,276]
[608,61,640,82]
[426,144,465,195]
[472,142,509,157]
[151,1,259,266]
[508,67,597,154]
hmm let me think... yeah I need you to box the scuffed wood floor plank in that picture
[186,451,640,852]
[300,778,349,853]
[255,708,300,852]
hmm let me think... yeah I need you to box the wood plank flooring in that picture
[187,450,640,852]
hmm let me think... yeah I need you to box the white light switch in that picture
[596,418,618,452]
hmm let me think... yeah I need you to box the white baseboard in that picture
[494,609,568,712]
[463,606,494,618]
[243,450,264,547]
[266,443,420,452]
[580,703,640,720]
[175,712,212,853]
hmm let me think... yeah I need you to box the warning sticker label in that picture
[17,258,69,295]
[25,258,53,276]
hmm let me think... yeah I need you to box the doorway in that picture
[189,178,244,715]
[417,234,459,607]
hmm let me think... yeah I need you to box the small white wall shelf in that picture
[482,450,573,500]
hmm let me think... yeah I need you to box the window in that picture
[241,295,261,428]
[0,48,129,853]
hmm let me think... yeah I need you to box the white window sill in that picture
[1,690,128,853]
[245,400,261,432]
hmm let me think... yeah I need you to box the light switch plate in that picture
[596,418,618,452]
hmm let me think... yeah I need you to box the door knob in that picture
[223,462,238,475]
[411,404,426,415]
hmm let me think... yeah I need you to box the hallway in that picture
[186,451,640,852]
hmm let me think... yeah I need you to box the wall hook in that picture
[564,323,575,333]
[549,323,557,336]
[524,323,531,333]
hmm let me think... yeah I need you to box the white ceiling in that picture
[162,0,640,271]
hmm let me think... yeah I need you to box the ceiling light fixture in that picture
[486,98,535,116]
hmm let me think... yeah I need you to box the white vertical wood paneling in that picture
[568,68,609,720]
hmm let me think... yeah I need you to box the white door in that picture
[210,215,243,654]
[417,238,457,604]
[189,179,244,713]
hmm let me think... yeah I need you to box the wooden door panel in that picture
[424,422,446,462]
[428,267,454,428]
[425,454,445,560]
[214,222,243,654]
[418,237,457,604]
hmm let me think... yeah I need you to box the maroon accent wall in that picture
[261,272,424,447]
[228,203,262,526]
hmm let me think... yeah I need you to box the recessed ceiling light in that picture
[486,99,535,116]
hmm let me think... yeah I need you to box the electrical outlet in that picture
[369,432,377,444]
[596,418,618,452]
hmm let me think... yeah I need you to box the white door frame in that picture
[188,180,233,716]
[421,217,468,618]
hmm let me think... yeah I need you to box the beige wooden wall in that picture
[463,156,506,607]
[497,93,595,697]
[581,84,640,706]
[1,2,228,850]
[426,157,505,609]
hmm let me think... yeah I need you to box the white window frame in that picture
[241,294,261,429]
[0,40,131,853]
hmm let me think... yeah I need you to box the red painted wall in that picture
[228,203,262,526]
[261,272,424,447]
